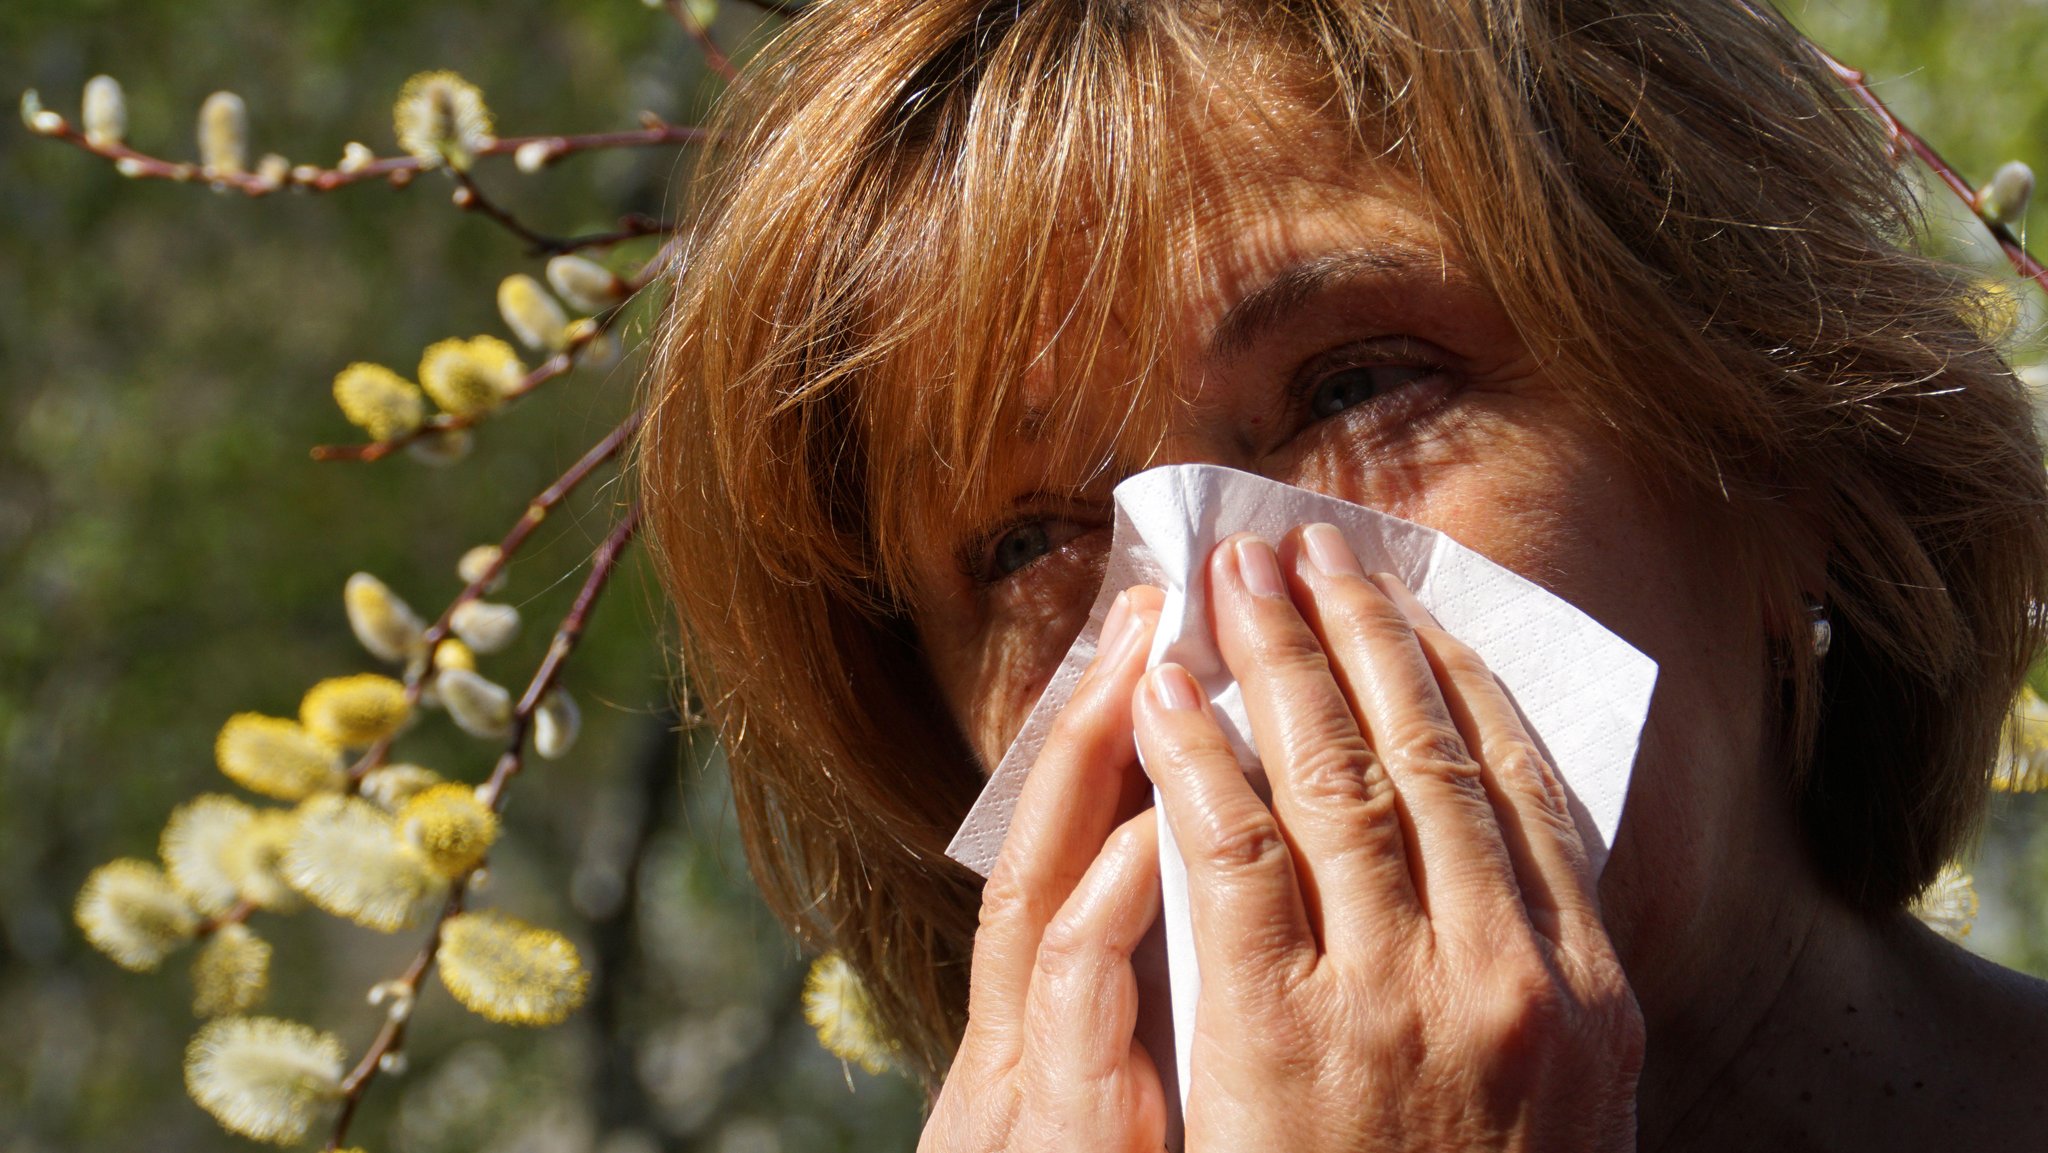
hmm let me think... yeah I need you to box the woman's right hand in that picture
[921,586,1167,1153]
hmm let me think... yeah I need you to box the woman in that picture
[640,0,2048,1147]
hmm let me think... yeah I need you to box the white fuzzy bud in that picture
[450,600,520,654]
[82,75,126,148]
[1978,160,2034,227]
[534,688,581,760]
[457,544,506,592]
[514,139,557,173]
[339,141,375,173]
[197,91,248,175]
[546,255,626,313]
[437,667,514,740]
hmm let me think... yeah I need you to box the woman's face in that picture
[904,110,1794,1000]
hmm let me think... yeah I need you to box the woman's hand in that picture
[1138,525,1643,1152]
[921,586,1169,1153]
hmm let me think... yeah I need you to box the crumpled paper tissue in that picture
[946,463,1657,1142]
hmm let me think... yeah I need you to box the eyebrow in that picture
[1206,241,1456,360]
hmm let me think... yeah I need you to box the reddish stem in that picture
[666,0,741,82]
[1810,44,2046,294]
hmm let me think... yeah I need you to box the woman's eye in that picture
[989,522,1054,578]
[1306,363,1434,419]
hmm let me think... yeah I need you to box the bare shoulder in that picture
[1898,918,2048,1149]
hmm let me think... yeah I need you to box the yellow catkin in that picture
[192,923,271,1017]
[436,910,590,1025]
[497,274,570,352]
[162,795,258,916]
[219,808,302,912]
[215,714,345,801]
[332,364,426,444]
[418,336,524,418]
[344,572,426,664]
[299,673,411,750]
[398,783,498,878]
[1909,862,1980,943]
[76,859,200,972]
[393,71,493,171]
[802,952,898,1075]
[184,1016,344,1144]
[1995,685,2048,793]
[283,795,447,932]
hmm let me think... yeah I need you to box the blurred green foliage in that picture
[0,0,2044,1149]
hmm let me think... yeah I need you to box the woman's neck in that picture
[1636,885,2048,1152]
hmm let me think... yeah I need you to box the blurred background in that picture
[1,0,2043,1149]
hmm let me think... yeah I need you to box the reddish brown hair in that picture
[640,0,2048,1081]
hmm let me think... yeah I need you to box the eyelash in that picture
[969,337,1457,584]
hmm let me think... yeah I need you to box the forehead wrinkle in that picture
[1206,240,1455,359]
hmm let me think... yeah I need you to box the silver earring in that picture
[1805,597,1831,660]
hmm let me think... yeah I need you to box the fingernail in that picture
[1370,572,1439,628]
[1234,537,1286,599]
[1098,591,1134,660]
[1149,664,1204,711]
[1302,523,1365,578]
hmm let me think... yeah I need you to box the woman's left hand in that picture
[1132,524,1644,1151]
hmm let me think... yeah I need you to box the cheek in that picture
[923,568,1101,771]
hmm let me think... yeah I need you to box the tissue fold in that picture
[944,463,1657,1135]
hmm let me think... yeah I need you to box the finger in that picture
[1206,532,1419,956]
[1133,661,1319,996]
[1020,811,1165,1110]
[1286,524,1524,934]
[1372,572,1603,947]
[968,586,1163,1048]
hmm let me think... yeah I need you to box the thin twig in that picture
[1810,44,2046,294]
[665,0,741,83]
[324,505,642,1152]
[341,411,644,786]
[32,118,712,196]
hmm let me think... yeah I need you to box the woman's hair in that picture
[639,0,2048,1081]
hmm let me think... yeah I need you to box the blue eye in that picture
[989,522,1053,577]
[1306,363,1433,419]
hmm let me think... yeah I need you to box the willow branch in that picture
[479,504,642,810]
[342,410,644,786]
[1810,44,2046,294]
[32,117,712,196]
[324,505,641,1152]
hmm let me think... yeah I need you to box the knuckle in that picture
[1032,917,1108,983]
[1497,744,1569,811]
[977,865,1043,936]
[1190,803,1290,874]
[1287,738,1379,808]
[1471,962,1567,1056]
[1386,724,1480,782]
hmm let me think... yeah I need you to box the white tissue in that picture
[945,463,1657,1138]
